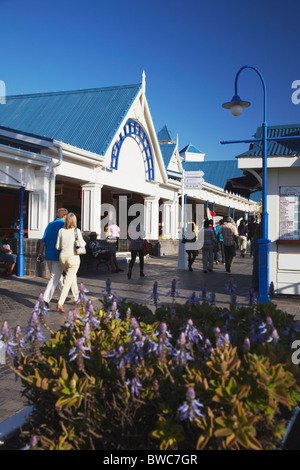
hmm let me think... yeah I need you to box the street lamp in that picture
[222,65,270,303]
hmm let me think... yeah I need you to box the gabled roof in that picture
[238,124,300,157]
[180,143,203,154]
[157,125,176,143]
[0,84,142,155]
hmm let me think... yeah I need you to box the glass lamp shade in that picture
[230,104,244,116]
[222,95,251,116]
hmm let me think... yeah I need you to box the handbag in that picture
[74,228,86,255]
[143,239,152,255]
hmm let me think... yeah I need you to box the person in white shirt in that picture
[55,212,86,312]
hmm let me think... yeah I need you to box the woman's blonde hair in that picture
[64,212,77,229]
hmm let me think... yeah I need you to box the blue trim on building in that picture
[111,119,155,180]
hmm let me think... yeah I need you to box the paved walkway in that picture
[1,252,300,424]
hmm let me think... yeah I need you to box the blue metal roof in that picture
[0,84,142,155]
[182,159,242,187]
[157,125,176,143]
[180,143,203,154]
[238,124,300,157]
[160,143,176,168]
[182,159,261,202]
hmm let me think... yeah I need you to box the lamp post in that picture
[222,65,270,303]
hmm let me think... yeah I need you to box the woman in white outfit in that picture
[55,213,86,312]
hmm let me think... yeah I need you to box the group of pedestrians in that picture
[38,209,149,311]
[36,206,261,311]
[37,208,86,312]
[185,216,258,275]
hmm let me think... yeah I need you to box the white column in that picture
[161,199,179,240]
[28,168,51,238]
[81,183,103,236]
[144,196,159,240]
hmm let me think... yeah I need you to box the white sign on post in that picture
[184,171,204,190]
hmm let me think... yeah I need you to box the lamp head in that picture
[222,95,251,116]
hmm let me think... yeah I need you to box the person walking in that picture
[238,219,248,257]
[248,216,259,257]
[202,219,216,273]
[127,224,145,279]
[219,216,239,273]
[215,219,225,264]
[37,208,68,307]
[185,223,198,271]
[55,212,86,312]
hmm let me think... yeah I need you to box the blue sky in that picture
[1,0,300,161]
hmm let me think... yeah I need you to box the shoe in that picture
[116,268,124,272]
[208,269,213,272]
[57,305,65,313]
[203,270,208,273]
[189,266,193,272]
[127,271,131,280]
[140,273,145,277]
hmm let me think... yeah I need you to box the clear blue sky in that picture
[1,0,300,161]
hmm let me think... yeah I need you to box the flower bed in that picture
[1,278,300,450]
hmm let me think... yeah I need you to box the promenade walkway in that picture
[1,252,300,425]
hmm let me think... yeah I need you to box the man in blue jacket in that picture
[37,208,68,307]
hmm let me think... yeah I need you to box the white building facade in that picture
[0,73,259,275]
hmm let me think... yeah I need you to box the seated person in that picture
[0,235,17,277]
[88,232,123,273]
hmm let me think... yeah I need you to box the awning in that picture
[225,172,261,199]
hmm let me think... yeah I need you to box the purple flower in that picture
[103,345,125,369]
[271,328,280,345]
[207,292,216,305]
[64,309,79,330]
[188,292,200,307]
[178,387,204,421]
[225,277,238,295]
[1,321,10,339]
[150,281,162,308]
[33,293,49,317]
[125,326,147,365]
[25,312,45,343]
[246,288,257,306]
[125,377,143,397]
[0,321,16,358]
[181,319,203,344]
[199,286,207,302]
[249,316,272,344]
[69,337,91,362]
[103,278,112,296]
[167,279,180,301]
[76,282,89,304]
[171,332,194,366]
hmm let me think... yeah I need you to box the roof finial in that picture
[142,70,146,93]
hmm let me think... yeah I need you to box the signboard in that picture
[184,171,204,190]
[279,186,300,240]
